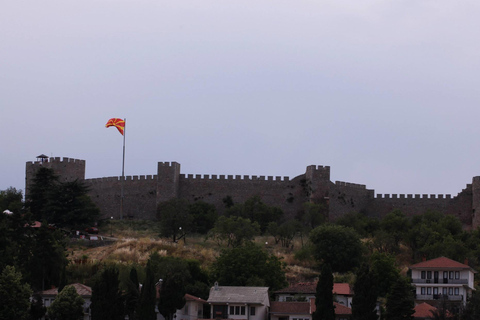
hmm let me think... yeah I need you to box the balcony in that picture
[412,279,468,284]
[415,294,463,301]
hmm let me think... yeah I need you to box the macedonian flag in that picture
[106,118,125,135]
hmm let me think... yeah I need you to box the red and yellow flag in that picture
[105,118,125,135]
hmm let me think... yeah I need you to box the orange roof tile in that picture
[413,303,437,318]
[185,293,207,303]
[270,301,310,314]
[275,282,352,296]
[38,283,92,297]
[309,299,352,315]
[410,257,475,271]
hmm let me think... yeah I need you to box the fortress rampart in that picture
[25,157,480,228]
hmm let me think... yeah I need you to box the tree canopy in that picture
[312,263,335,320]
[212,242,287,291]
[310,224,364,273]
[48,285,85,320]
[0,265,32,320]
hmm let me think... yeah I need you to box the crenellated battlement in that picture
[26,157,86,166]
[375,194,452,199]
[335,181,366,189]
[86,175,157,183]
[179,174,290,182]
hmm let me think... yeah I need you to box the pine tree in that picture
[0,265,32,320]
[385,276,415,320]
[312,263,335,320]
[352,264,378,320]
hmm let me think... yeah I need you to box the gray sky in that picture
[1,0,480,197]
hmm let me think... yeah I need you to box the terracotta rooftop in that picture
[185,293,207,303]
[275,282,352,296]
[413,302,437,318]
[310,299,352,315]
[39,283,92,297]
[270,301,310,314]
[410,257,476,271]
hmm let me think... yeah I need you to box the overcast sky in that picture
[1,0,480,197]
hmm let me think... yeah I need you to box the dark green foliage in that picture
[184,260,211,300]
[157,199,192,242]
[267,220,302,247]
[212,242,287,291]
[0,265,32,320]
[298,202,327,230]
[335,212,380,237]
[385,276,414,320]
[90,266,124,320]
[225,195,284,233]
[207,215,260,247]
[379,210,410,250]
[462,289,480,320]
[189,201,218,234]
[352,264,378,320]
[27,168,99,229]
[136,262,156,320]
[48,285,85,320]
[0,187,24,214]
[370,252,400,298]
[312,263,335,320]
[310,224,364,273]
[29,293,47,320]
[125,267,140,320]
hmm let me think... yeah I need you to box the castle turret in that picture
[156,162,181,205]
[471,176,480,228]
[25,157,86,198]
[304,165,331,202]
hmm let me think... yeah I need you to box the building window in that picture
[455,288,459,295]
[443,271,448,279]
[241,306,245,315]
[230,306,246,315]
[421,271,426,279]
[449,288,453,295]
[250,307,256,316]
[433,287,438,295]
[449,271,454,279]
[421,287,426,295]
[427,287,432,295]
[455,271,460,279]
[443,288,448,295]
[427,271,432,279]
[230,306,234,315]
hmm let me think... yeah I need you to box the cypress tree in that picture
[125,267,140,320]
[312,263,335,320]
[352,264,378,320]
[385,276,414,320]
[90,266,124,320]
[136,261,157,320]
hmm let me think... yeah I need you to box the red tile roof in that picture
[410,257,474,271]
[413,303,437,318]
[270,301,311,314]
[185,293,207,303]
[309,299,352,315]
[39,283,92,297]
[275,282,352,296]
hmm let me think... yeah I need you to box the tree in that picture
[0,265,32,320]
[90,266,124,320]
[462,289,480,320]
[136,261,156,320]
[268,220,301,248]
[310,224,364,273]
[380,210,410,250]
[312,263,335,320]
[370,252,400,298]
[207,215,260,247]
[212,242,287,291]
[299,202,327,230]
[27,167,59,221]
[29,293,47,320]
[225,195,284,233]
[188,201,218,234]
[157,199,192,242]
[47,285,85,320]
[335,212,380,237]
[125,267,140,320]
[352,264,378,320]
[385,276,415,320]
[0,187,24,214]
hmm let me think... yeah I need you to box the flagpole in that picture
[121,118,126,220]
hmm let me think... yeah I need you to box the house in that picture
[310,299,352,320]
[409,257,477,306]
[274,282,353,307]
[207,284,270,320]
[174,294,208,320]
[37,283,92,320]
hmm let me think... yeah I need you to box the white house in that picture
[37,283,92,320]
[174,294,208,320]
[409,256,477,306]
[207,284,270,320]
[274,282,353,307]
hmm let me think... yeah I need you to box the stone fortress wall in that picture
[25,157,480,228]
